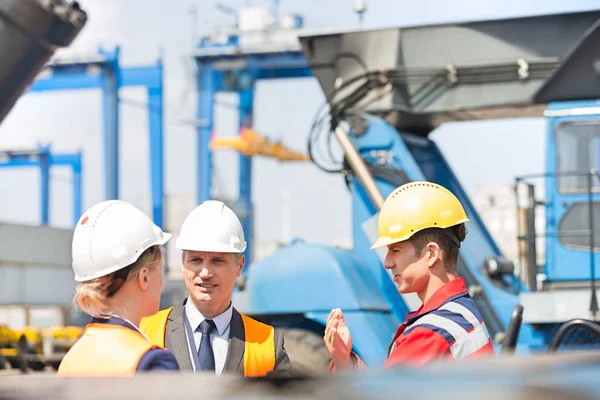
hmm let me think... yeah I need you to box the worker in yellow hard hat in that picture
[324,181,495,370]
[57,200,179,376]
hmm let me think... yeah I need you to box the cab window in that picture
[557,121,600,194]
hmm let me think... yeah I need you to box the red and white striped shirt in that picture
[332,277,495,371]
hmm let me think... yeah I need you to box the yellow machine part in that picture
[210,127,309,161]
[0,325,17,357]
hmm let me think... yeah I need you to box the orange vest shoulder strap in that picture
[58,324,155,376]
[139,307,174,348]
[239,312,276,377]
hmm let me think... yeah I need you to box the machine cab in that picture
[545,101,600,284]
[517,101,600,322]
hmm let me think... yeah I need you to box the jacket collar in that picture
[184,297,233,336]
[89,315,137,331]
[405,277,469,325]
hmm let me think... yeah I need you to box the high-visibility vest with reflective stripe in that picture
[385,295,495,367]
[139,307,275,377]
[57,323,156,376]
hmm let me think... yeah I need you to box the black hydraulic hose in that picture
[501,304,523,354]
[547,319,600,352]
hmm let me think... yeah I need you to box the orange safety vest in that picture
[57,323,157,376]
[139,307,275,377]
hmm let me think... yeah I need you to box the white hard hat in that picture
[71,200,171,282]
[176,200,246,253]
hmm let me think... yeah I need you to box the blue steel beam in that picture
[238,88,254,268]
[194,47,312,263]
[29,73,103,91]
[194,52,308,71]
[102,58,120,201]
[0,147,83,225]
[146,62,165,230]
[52,152,83,225]
[40,150,50,224]
[196,64,216,205]
[26,47,165,228]
[28,47,120,93]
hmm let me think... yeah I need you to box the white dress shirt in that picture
[184,298,233,375]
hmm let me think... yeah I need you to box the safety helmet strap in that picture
[412,227,461,248]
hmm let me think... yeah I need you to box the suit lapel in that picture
[223,308,245,374]
[165,301,194,371]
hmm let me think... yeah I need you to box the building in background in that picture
[470,182,546,277]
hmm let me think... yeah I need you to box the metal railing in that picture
[515,169,600,316]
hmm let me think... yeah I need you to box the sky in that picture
[1,0,599,257]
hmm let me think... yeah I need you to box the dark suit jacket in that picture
[163,301,291,376]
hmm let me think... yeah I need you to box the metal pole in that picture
[148,61,164,228]
[526,183,538,291]
[197,63,214,205]
[333,125,385,210]
[238,88,254,266]
[39,147,50,225]
[588,169,599,317]
[73,153,83,226]
[102,66,119,200]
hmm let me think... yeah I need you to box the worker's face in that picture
[383,240,431,295]
[182,250,243,315]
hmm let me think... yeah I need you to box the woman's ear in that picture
[138,267,150,290]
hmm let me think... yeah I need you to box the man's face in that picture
[182,250,243,314]
[383,240,430,294]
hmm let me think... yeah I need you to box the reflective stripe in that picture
[407,304,492,359]
[432,309,473,332]
[408,313,466,342]
[449,323,491,360]
[440,301,481,330]
[454,297,484,322]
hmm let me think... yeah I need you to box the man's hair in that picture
[408,223,467,275]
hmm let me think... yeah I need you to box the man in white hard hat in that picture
[140,200,291,377]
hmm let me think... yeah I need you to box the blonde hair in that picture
[73,245,164,318]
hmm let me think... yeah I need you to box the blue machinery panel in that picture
[193,45,311,263]
[544,101,600,283]
[0,145,82,225]
[16,46,166,228]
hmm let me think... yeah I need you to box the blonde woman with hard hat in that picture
[140,200,291,377]
[57,200,179,376]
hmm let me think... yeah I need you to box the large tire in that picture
[279,328,331,374]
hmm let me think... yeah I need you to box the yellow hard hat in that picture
[370,181,469,250]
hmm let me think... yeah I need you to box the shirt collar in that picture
[89,315,138,332]
[185,297,233,336]
[405,277,469,323]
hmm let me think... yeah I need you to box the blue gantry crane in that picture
[2,46,166,228]
[193,24,309,264]
[0,145,82,225]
